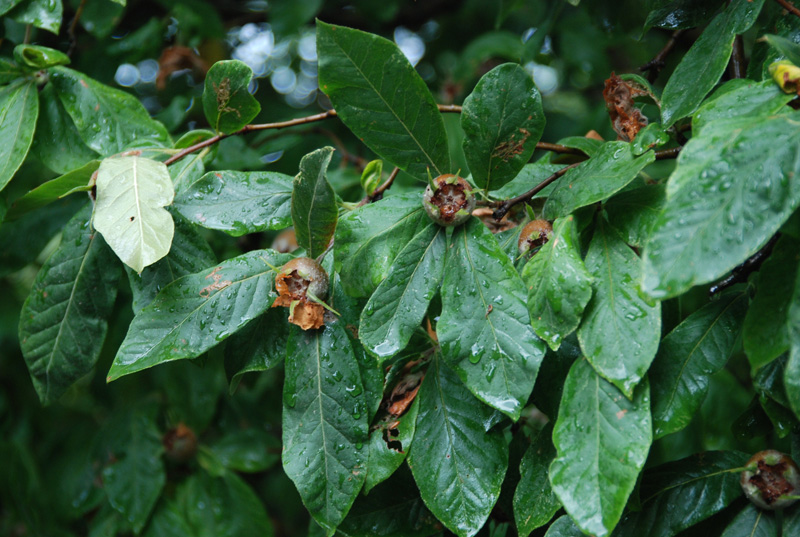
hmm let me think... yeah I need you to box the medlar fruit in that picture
[740,450,800,510]
[422,174,476,227]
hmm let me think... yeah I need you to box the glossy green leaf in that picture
[578,221,660,397]
[173,170,293,236]
[108,249,290,381]
[363,399,418,494]
[612,451,747,537]
[93,156,175,273]
[439,218,546,420]
[631,124,668,155]
[202,60,261,134]
[50,66,169,154]
[8,0,62,33]
[0,57,23,84]
[102,412,165,533]
[223,308,289,390]
[605,184,665,248]
[490,161,565,201]
[513,425,561,537]
[18,205,120,405]
[31,84,98,175]
[461,63,545,191]
[642,113,800,299]
[721,505,778,537]
[744,236,799,370]
[5,160,99,221]
[13,44,69,68]
[693,79,793,135]
[764,34,800,67]
[650,289,748,439]
[126,212,216,313]
[543,516,583,537]
[292,147,338,258]
[282,322,368,535]
[317,20,450,181]
[522,215,593,351]
[146,470,274,537]
[0,0,24,16]
[549,359,652,537]
[543,142,655,219]
[0,80,38,192]
[335,193,429,297]
[208,429,280,473]
[360,223,445,360]
[407,356,508,537]
[660,0,765,127]
[644,0,718,32]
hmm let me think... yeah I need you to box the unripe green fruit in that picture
[518,219,553,256]
[740,450,800,510]
[279,257,329,301]
[422,174,476,227]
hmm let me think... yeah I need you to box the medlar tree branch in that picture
[775,0,800,18]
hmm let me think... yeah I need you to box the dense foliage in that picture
[4,1,800,536]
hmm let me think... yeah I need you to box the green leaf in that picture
[721,505,778,537]
[202,60,261,134]
[13,44,69,68]
[0,80,38,192]
[363,399,419,494]
[223,308,289,390]
[513,425,561,537]
[549,359,652,537]
[522,215,593,351]
[18,205,120,405]
[126,212,216,314]
[764,34,800,67]
[102,412,165,533]
[5,160,99,221]
[407,356,508,537]
[461,63,545,191]
[439,218,546,420]
[604,184,666,248]
[93,156,175,273]
[207,429,280,473]
[693,79,793,135]
[542,142,655,220]
[108,249,290,381]
[631,123,668,155]
[786,263,800,418]
[334,193,428,298]
[543,515,583,537]
[31,83,98,175]
[170,130,216,195]
[146,470,274,537]
[50,66,170,154]
[0,0,24,16]
[659,0,765,127]
[578,221,661,397]
[292,147,338,258]
[360,223,446,360]
[612,451,747,537]
[490,161,565,201]
[317,20,450,181]
[8,0,63,33]
[744,236,800,370]
[0,57,23,84]
[642,113,800,299]
[173,170,293,236]
[282,322,368,535]
[650,289,748,439]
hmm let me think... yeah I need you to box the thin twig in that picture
[655,146,682,160]
[775,0,800,18]
[490,162,581,220]
[709,234,779,296]
[730,35,746,79]
[23,24,32,45]
[640,29,685,83]
[358,167,400,206]
[535,142,586,155]
[67,0,88,57]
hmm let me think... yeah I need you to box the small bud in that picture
[361,160,383,196]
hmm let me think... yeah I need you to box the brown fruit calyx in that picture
[740,450,800,510]
[423,174,476,227]
[518,219,553,256]
[273,257,329,330]
[162,423,197,463]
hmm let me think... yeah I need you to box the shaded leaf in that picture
[721,504,778,537]
[0,80,38,192]
[93,156,175,273]
[439,218,546,420]
[604,183,665,248]
[282,322,368,535]
[650,289,748,438]
[578,221,660,397]
[207,429,281,473]
[693,79,793,135]
[173,170,293,236]
[407,356,508,537]
[549,359,652,537]
[462,63,545,191]
[513,425,561,537]
[363,399,419,494]
[18,204,120,404]
[360,223,445,360]
[6,160,99,221]
[202,60,261,134]
[543,515,584,537]
[108,249,290,380]
[522,215,593,351]
[292,147,338,258]
[223,308,289,390]
[317,20,450,181]
[490,161,565,201]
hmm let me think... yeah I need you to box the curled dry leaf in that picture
[603,73,649,142]
[272,258,328,330]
